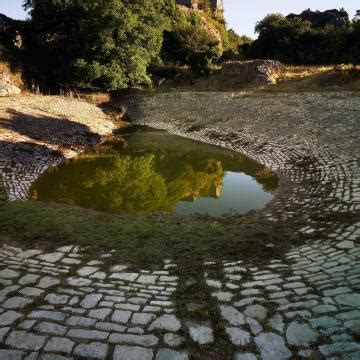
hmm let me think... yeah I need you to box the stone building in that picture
[176,0,223,12]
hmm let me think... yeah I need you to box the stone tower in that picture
[210,0,223,12]
[175,0,223,12]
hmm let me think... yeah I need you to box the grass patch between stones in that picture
[0,200,298,269]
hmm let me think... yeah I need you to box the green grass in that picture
[0,200,297,269]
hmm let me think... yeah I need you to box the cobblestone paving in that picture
[0,245,190,359]
[0,92,359,358]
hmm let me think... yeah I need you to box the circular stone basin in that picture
[30,127,278,217]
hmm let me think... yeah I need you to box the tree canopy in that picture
[247,9,359,65]
[23,0,175,89]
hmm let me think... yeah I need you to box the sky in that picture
[0,0,359,38]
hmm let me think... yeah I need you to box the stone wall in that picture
[221,60,285,85]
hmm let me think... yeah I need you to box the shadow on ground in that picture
[0,109,101,146]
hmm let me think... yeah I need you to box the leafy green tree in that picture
[162,11,222,74]
[250,14,312,63]
[221,29,253,61]
[23,0,173,89]
[248,10,354,65]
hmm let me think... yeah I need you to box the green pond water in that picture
[30,127,278,217]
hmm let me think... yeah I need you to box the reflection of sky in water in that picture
[175,172,273,216]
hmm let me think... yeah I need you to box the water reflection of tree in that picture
[32,154,225,215]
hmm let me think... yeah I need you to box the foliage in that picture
[162,10,222,74]
[221,29,252,61]
[22,0,174,90]
[248,9,359,65]
[346,10,360,65]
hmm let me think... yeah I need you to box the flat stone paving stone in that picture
[109,273,139,282]
[137,275,158,284]
[0,269,20,278]
[18,274,40,285]
[235,353,258,360]
[127,327,144,335]
[310,316,340,329]
[155,349,189,360]
[112,310,132,324]
[90,272,106,280]
[80,294,103,309]
[57,245,74,252]
[344,319,360,334]
[3,296,33,309]
[323,287,352,297]
[37,252,64,263]
[268,314,285,334]
[35,322,67,336]
[88,308,112,320]
[95,322,126,332]
[19,320,36,330]
[87,260,103,266]
[67,277,92,287]
[319,341,360,356]
[44,336,75,353]
[66,315,97,327]
[66,329,109,340]
[246,316,263,335]
[0,327,10,341]
[286,321,319,347]
[225,327,251,346]
[113,345,153,360]
[149,314,181,332]
[131,312,156,325]
[6,331,46,351]
[244,304,268,321]
[20,287,45,297]
[187,322,214,345]
[336,240,354,249]
[220,305,245,325]
[39,354,72,360]
[28,310,66,321]
[312,304,337,314]
[0,310,22,325]
[61,258,81,265]
[212,291,233,302]
[37,276,60,289]
[0,349,26,360]
[110,265,128,272]
[335,293,360,308]
[109,334,159,347]
[18,249,43,259]
[73,342,108,359]
[255,332,292,360]
[206,279,222,288]
[45,293,69,305]
[77,266,99,277]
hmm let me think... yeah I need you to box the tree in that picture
[221,30,253,61]
[248,9,352,65]
[346,10,360,64]
[250,14,312,63]
[23,0,173,90]
[162,11,222,74]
